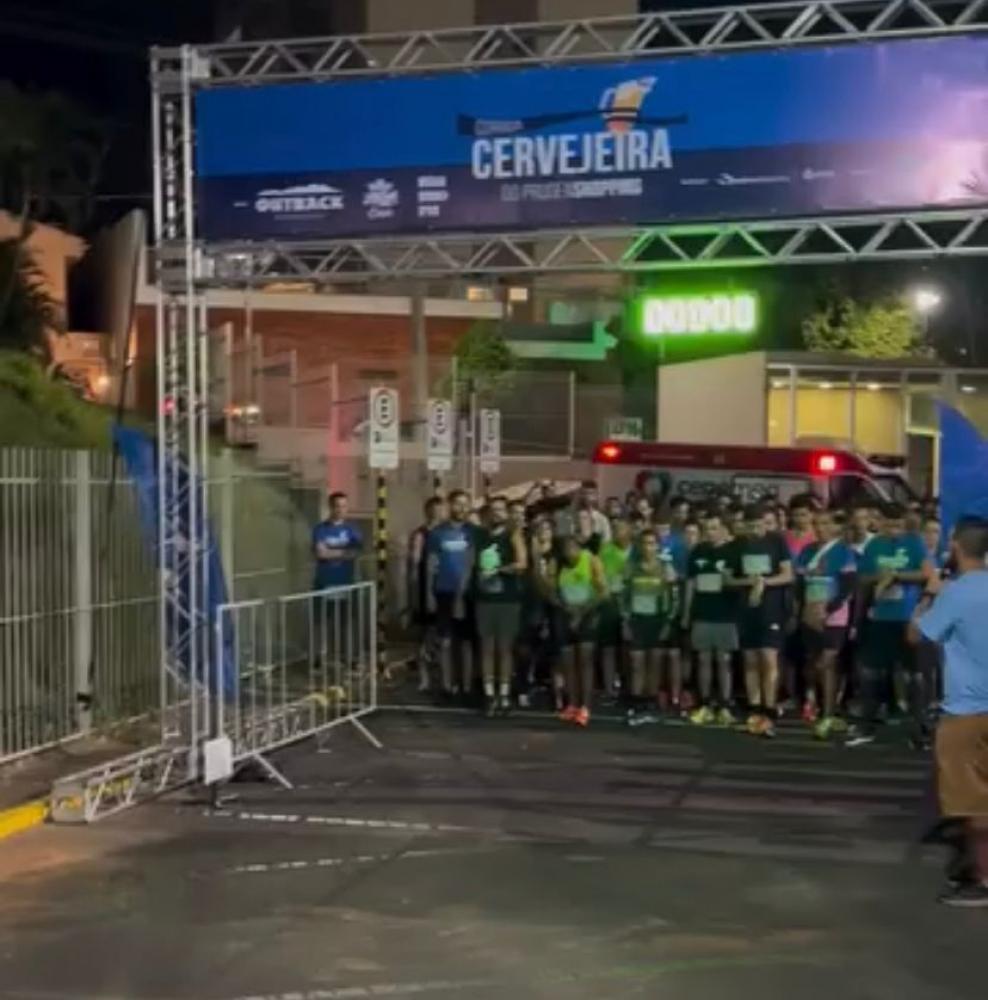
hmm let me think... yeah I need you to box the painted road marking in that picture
[226,846,492,876]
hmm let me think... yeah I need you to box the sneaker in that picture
[498,696,512,718]
[689,705,714,726]
[716,706,736,728]
[778,698,797,718]
[939,882,988,908]
[638,712,660,726]
[845,726,876,748]
[559,705,577,723]
[759,717,777,739]
[801,700,818,724]
[680,690,695,713]
[484,696,498,719]
[813,717,834,741]
[829,716,849,734]
[517,693,531,709]
[746,713,763,736]
[574,707,590,728]
[627,708,647,728]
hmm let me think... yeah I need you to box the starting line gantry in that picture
[50,0,988,822]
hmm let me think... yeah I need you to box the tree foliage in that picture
[0,239,61,359]
[801,296,930,359]
[452,323,516,398]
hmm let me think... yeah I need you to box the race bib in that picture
[561,581,591,606]
[742,554,772,577]
[805,575,833,604]
[632,591,659,615]
[696,573,723,594]
[609,576,625,595]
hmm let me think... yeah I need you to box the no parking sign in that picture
[368,387,399,470]
[479,408,501,475]
[427,398,454,472]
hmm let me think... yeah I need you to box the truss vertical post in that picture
[153,45,212,780]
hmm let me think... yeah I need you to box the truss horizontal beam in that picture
[196,209,988,282]
[151,0,988,86]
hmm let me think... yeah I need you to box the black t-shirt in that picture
[734,533,791,623]
[474,527,521,603]
[687,541,738,623]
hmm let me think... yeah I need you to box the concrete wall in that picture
[366,0,476,31]
[539,0,637,20]
[657,352,767,445]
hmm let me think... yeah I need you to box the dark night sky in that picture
[0,0,213,226]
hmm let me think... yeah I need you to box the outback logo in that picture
[363,178,399,219]
[254,183,343,214]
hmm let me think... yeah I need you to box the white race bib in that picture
[632,591,659,615]
[696,573,723,594]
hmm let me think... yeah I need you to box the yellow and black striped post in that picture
[375,472,388,675]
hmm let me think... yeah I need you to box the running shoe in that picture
[679,690,695,713]
[559,705,578,723]
[574,707,590,727]
[517,693,531,709]
[689,705,714,726]
[801,700,818,724]
[939,883,988,908]
[627,708,647,728]
[716,706,736,728]
[746,713,763,735]
[829,716,849,734]
[498,696,512,718]
[813,717,833,741]
[845,726,876,748]
[759,717,777,739]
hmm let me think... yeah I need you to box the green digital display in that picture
[638,291,758,336]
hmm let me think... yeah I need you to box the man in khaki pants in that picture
[913,516,988,907]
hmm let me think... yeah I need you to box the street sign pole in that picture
[426,397,454,498]
[368,387,399,675]
[478,408,501,499]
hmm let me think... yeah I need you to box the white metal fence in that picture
[0,446,328,766]
[214,583,379,778]
[0,449,158,763]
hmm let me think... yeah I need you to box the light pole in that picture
[912,286,943,346]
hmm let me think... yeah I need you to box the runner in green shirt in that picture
[623,527,680,725]
[555,537,607,727]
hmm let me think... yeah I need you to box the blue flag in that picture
[938,403,988,543]
[112,426,236,700]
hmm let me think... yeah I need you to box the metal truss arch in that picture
[197,210,988,284]
[153,0,988,86]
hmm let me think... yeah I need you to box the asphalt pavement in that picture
[0,708,984,1000]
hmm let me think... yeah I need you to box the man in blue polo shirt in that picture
[312,491,362,589]
[311,491,363,666]
[914,516,988,907]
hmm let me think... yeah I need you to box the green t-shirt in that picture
[558,550,595,610]
[599,541,633,597]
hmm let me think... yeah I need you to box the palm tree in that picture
[0,239,61,358]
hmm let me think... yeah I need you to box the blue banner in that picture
[113,427,236,700]
[196,35,988,240]
[938,404,988,544]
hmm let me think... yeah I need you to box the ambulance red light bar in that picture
[814,453,838,473]
[597,443,622,462]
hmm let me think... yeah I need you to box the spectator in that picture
[407,496,445,692]
[312,491,362,590]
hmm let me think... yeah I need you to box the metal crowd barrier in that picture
[214,582,381,785]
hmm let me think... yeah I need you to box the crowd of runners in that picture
[402,480,945,745]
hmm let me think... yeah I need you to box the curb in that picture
[0,800,49,842]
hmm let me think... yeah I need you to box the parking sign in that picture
[368,387,399,470]
[427,398,454,472]
[478,408,501,475]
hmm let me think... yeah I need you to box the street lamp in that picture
[913,287,943,315]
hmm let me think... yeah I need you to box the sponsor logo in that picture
[253,183,343,214]
[417,175,448,219]
[468,77,681,182]
[364,178,399,219]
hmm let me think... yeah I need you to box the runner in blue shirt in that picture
[847,502,932,747]
[427,490,477,698]
[914,516,988,908]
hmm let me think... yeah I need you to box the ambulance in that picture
[593,441,917,509]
